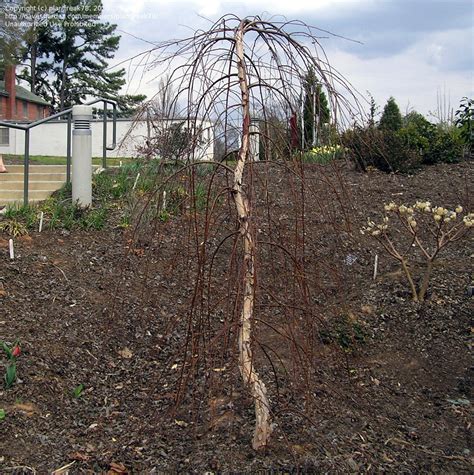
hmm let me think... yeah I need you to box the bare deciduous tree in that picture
[125,14,361,450]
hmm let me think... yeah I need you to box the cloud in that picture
[102,0,473,117]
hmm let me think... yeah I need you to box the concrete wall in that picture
[0,118,215,160]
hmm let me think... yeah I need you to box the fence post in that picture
[72,105,93,206]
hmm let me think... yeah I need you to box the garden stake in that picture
[8,239,14,260]
[39,211,44,233]
[133,172,140,190]
[162,190,167,211]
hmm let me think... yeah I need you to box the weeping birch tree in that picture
[129,15,360,450]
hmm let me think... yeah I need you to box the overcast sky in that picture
[102,0,473,120]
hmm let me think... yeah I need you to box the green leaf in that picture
[0,409,5,420]
[1,342,12,360]
[72,384,84,399]
[4,363,16,389]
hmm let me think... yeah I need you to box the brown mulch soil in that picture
[0,161,472,473]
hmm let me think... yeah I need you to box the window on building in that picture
[0,128,9,146]
[23,101,28,117]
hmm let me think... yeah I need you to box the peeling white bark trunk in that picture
[234,21,273,451]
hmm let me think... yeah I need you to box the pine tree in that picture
[19,0,145,113]
[303,68,330,148]
[379,96,402,132]
[0,0,24,73]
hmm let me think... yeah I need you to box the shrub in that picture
[455,97,473,155]
[342,126,420,173]
[362,201,473,302]
[423,128,462,165]
[399,111,435,152]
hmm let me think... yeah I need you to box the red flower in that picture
[12,346,21,358]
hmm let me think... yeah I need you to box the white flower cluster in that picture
[414,201,432,212]
[361,216,389,236]
[383,201,471,227]
[432,206,459,224]
[463,212,474,227]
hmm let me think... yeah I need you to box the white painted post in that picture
[72,105,93,206]
[249,121,260,161]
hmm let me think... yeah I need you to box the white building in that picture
[0,117,215,161]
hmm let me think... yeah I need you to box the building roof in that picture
[0,80,51,106]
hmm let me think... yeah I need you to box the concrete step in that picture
[0,180,66,191]
[0,164,102,206]
[6,165,68,173]
[0,172,67,182]
[0,189,56,201]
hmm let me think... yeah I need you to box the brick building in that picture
[0,65,51,122]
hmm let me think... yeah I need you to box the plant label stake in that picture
[38,211,44,233]
[9,239,14,260]
[373,254,379,280]
[162,191,167,211]
[133,173,140,190]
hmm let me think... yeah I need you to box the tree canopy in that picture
[17,0,145,114]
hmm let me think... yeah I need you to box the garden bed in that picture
[0,160,472,473]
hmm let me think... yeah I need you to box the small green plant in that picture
[72,384,84,398]
[158,210,170,222]
[0,408,5,420]
[82,207,107,230]
[1,341,21,389]
[362,201,473,302]
[319,315,367,352]
[0,219,28,237]
[193,182,208,211]
[3,202,37,222]
[118,213,131,229]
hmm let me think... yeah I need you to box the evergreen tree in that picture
[367,92,379,128]
[0,0,25,74]
[379,96,402,132]
[19,0,145,113]
[303,68,330,148]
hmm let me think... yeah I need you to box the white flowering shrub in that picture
[361,201,473,302]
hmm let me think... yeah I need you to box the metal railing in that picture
[0,98,117,204]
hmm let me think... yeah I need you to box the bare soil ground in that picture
[0,161,472,473]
